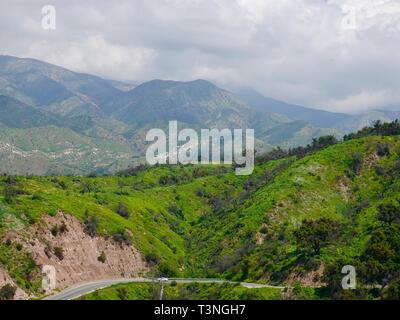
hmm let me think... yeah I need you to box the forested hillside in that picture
[1,121,400,300]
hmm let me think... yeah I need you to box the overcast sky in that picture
[1,0,400,112]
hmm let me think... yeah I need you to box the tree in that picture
[0,284,16,300]
[311,136,338,150]
[387,278,400,300]
[377,202,400,225]
[295,218,339,256]
[360,224,400,286]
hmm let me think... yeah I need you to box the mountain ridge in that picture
[0,55,398,175]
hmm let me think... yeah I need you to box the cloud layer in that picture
[1,0,400,112]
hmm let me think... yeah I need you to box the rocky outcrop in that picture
[15,212,148,296]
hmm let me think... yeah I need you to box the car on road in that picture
[157,277,169,282]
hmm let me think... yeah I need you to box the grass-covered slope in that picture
[1,132,400,299]
[78,282,283,300]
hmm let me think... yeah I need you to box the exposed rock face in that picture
[284,263,326,299]
[0,268,30,300]
[17,212,148,295]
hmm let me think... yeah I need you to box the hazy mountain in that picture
[0,55,123,116]
[0,55,397,175]
[0,95,59,128]
[235,87,351,128]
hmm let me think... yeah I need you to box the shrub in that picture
[97,251,107,263]
[168,204,184,219]
[54,247,64,260]
[44,241,53,258]
[50,222,68,237]
[210,196,224,212]
[145,253,160,266]
[51,225,59,237]
[159,175,181,186]
[80,181,99,194]
[157,263,177,277]
[59,222,68,234]
[0,284,17,300]
[112,231,132,246]
[117,287,128,300]
[377,202,400,225]
[196,188,210,198]
[349,152,363,174]
[377,143,390,157]
[83,216,99,237]
[387,278,400,300]
[259,226,268,235]
[375,165,385,176]
[116,203,130,219]
[3,187,24,204]
[32,192,44,201]
[57,180,68,190]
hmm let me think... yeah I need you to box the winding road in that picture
[43,278,285,300]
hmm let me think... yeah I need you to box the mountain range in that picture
[0,55,399,175]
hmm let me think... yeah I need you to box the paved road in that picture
[44,278,285,300]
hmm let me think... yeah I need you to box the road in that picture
[43,278,285,300]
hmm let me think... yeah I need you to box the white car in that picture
[157,277,169,282]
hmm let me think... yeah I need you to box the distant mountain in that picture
[0,95,59,128]
[108,79,254,128]
[0,55,123,116]
[235,87,351,128]
[0,55,397,175]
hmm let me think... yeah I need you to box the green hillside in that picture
[1,124,400,299]
[78,282,283,300]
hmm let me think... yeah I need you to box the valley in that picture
[1,121,400,300]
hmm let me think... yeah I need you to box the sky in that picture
[0,0,400,113]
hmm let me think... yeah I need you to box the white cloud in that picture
[322,90,400,113]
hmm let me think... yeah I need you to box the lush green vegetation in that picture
[78,282,283,300]
[1,123,400,299]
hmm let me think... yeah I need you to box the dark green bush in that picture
[97,251,107,263]
[112,231,132,246]
[294,218,339,256]
[116,203,130,219]
[145,253,160,266]
[0,284,17,300]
